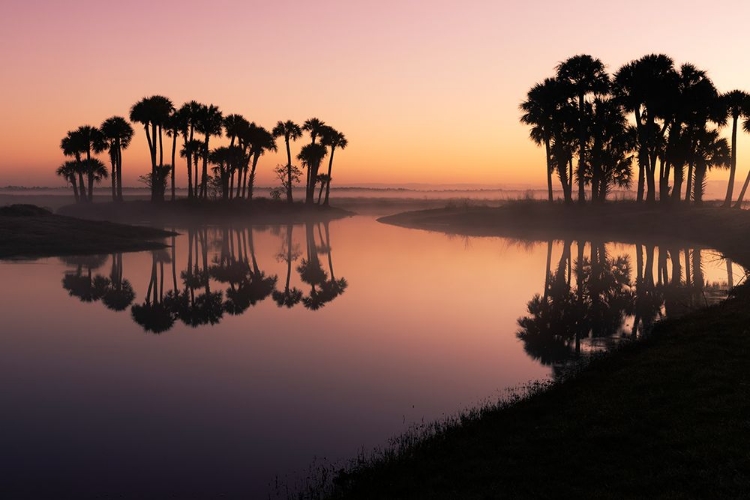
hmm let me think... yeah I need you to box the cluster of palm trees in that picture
[58,95,348,205]
[521,54,750,206]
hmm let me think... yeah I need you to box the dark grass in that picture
[310,200,750,499]
[0,204,174,259]
[56,197,354,225]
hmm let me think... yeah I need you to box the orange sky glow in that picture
[2,0,750,189]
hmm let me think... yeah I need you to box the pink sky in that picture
[2,0,750,188]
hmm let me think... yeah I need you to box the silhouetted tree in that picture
[195,104,223,200]
[56,160,80,202]
[272,120,302,203]
[320,126,348,206]
[720,90,750,207]
[100,116,134,202]
[298,143,328,204]
[130,95,174,202]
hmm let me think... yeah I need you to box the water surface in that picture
[0,216,741,497]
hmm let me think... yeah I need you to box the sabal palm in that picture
[272,120,302,203]
[297,143,328,204]
[245,125,277,200]
[177,101,203,199]
[720,90,750,207]
[74,125,107,202]
[223,114,250,197]
[613,54,678,202]
[520,78,565,202]
[556,55,610,203]
[130,95,174,202]
[163,109,186,201]
[60,130,88,202]
[56,160,80,202]
[733,118,750,208]
[100,116,134,202]
[195,104,223,199]
[691,128,730,205]
[320,126,348,206]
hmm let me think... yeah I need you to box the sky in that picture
[2,0,750,189]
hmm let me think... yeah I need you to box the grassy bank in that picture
[0,205,174,259]
[317,201,750,498]
[56,198,354,225]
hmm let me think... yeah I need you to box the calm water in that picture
[0,215,743,498]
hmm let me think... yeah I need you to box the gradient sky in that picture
[2,0,750,188]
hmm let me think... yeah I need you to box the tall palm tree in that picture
[72,125,107,202]
[195,104,223,200]
[556,55,610,203]
[297,143,328,204]
[223,114,250,198]
[272,120,302,203]
[60,130,88,202]
[244,125,277,200]
[521,78,559,202]
[100,116,134,202]
[177,101,203,199]
[320,126,348,206]
[163,109,186,202]
[130,95,174,202]
[56,160,80,202]
[720,90,750,207]
[613,54,678,202]
[302,118,326,192]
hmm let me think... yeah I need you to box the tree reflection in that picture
[61,255,108,302]
[517,240,734,374]
[273,224,303,308]
[131,249,174,333]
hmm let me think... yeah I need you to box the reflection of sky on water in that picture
[0,216,743,497]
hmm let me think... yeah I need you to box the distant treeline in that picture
[57,97,347,205]
[521,54,750,207]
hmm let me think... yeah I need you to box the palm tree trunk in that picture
[170,134,177,202]
[248,154,260,201]
[285,137,294,203]
[733,168,750,208]
[202,138,210,199]
[117,147,124,201]
[324,146,337,206]
[723,116,739,207]
[544,137,553,202]
[685,161,694,203]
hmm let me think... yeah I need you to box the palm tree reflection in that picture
[517,240,736,375]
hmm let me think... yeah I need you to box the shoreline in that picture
[314,200,750,498]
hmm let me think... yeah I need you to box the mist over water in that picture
[0,209,742,497]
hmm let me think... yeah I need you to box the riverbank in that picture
[0,204,173,259]
[318,201,750,498]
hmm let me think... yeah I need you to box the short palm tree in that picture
[60,130,87,202]
[100,116,134,202]
[244,125,277,200]
[320,126,348,206]
[56,160,81,202]
[272,120,302,203]
[720,90,750,207]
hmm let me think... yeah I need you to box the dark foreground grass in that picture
[313,201,750,499]
[0,204,174,259]
[322,288,750,499]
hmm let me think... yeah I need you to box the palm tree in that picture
[244,125,277,200]
[273,224,303,308]
[272,120,302,203]
[223,114,250,198]
[195,104,223,200]
[556,55,610,203]
[56,160,80,202]
[613,54,678,202]
[130,95,174,202]
[320,126,348,206]
[80,158,108,197]
[72,125,107,202]
[588,98,635,201]
[60,130,88,201]
[720,90,750,207]
[297,143,328,204]
[100,116,134,202]
[163,109,185,202]
[521,78,560,203]
[177,101,203,199]
[692,128,730,205]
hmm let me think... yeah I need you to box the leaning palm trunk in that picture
[323,146,337,206]
[733,169,750,208]
[723,117,739,207]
